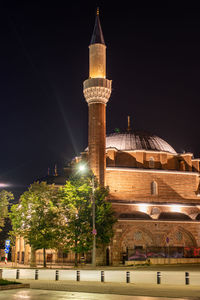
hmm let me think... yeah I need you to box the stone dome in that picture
[106,131,177,154]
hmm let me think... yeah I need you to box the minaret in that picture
[83,9,112,186]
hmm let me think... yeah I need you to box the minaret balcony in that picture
[83,78,112,105]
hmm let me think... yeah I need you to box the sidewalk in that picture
[14,279,200,298]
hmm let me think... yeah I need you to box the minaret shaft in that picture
[89,44,106,78]
[88,103,106,185]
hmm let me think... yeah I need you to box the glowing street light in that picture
[78,164,86,172]
[78,163,96,268]
[0,183,9,188]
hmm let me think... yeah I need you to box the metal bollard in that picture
[55,270,59,281]
[157,271,161,284]
[101,271,104,282]
[76,270,80,281]
[185,272,189,285]
[126,271,130,283]
[35,269,39,280]
[16,269,20,279]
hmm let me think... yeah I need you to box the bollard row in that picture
[12,269,191,285]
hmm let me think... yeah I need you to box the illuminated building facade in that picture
[82,11,200,265]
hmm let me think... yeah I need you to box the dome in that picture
[106,131,177,154]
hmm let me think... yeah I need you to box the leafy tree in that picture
[9,182,64,267]
[9,175,117,267]
[59,174,117,266]
[95,186,117,246]
[0,190,14,232]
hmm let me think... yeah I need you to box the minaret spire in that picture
[90,7,105,45]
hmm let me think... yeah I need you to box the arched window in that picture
[149,157,155,168]
[151,181,158,195]
[180,160,185,171]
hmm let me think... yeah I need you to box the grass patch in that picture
[0,279,20,286]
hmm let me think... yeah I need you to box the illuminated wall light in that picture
[138,204,149,213]
[170,204,182,213]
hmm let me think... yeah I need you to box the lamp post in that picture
[91,174,96,267]
[78,164,96,267]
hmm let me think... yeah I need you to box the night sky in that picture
[1,1,200,197]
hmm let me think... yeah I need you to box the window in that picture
[149,157,155,168]
[151,181,158,195]
[180,160,185,171]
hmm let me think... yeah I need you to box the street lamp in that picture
[78,164,96,268]
[91,173,96,267]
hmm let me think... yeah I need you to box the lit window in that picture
[151,181,158,195]
[149,157,155,168]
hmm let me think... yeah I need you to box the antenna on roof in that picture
[127,115,131,132]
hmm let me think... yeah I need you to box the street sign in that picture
[5,240,10,247]
[4,240,10,264]
[92,229,97,235]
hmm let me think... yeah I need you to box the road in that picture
[0,290,190,300]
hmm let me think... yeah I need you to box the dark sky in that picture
[1,1,200,197]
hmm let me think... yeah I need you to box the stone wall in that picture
[106,150,195,172]
[111,220,200,265]
[106,168,199,202]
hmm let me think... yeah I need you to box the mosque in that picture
[81,9,200,265]
[14,10,200,266]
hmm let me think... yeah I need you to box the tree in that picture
[0,190,14,232]
[59,175,117,266]
[9,175,117,267]
[94,186,117,247]
[9,182,64,267]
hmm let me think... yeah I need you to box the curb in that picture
[0,284,30,290]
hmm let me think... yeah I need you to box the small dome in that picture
[106,131,176,154]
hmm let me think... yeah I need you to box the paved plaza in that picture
[7,279,200,298]
[1,264,200,298]
[0,290,193,300]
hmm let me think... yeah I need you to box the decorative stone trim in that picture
[83,78,112,105]
[118,219,199,223]
[106,167,199,176]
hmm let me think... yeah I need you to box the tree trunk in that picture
[30,247,37,268]
[74,240,78,267]
[43,248,46,268]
